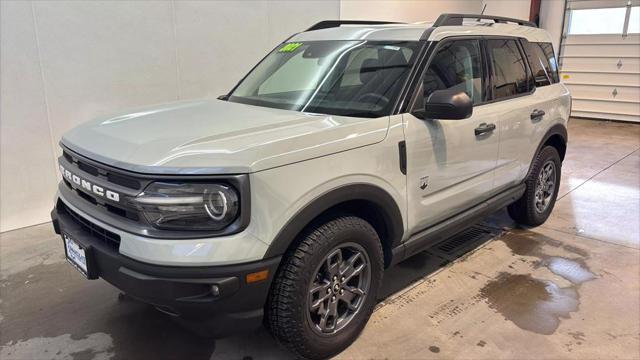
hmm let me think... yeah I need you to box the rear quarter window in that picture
[523,41,559,87]
[539,42,560,84]
[523,41,552,87]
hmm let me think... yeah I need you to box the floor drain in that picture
[427,224,502,261]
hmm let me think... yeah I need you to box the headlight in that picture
[132,182,239,231]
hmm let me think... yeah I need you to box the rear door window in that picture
[487,39,530,99]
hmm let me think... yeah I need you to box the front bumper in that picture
[51,200,281,337]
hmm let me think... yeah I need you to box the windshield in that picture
[228,41,421,118]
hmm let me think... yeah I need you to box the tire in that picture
[267,216,384,360]
[508,145,562,226]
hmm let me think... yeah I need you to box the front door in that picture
[403,38,500,235]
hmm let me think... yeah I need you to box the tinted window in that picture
[229,41,420,118]
[423,39,484,104]
[524,41,552,87]
[539,42,559,83]
[487,39,530,99]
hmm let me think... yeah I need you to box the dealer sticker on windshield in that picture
[278,42,303,53]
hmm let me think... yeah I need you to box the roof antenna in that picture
[478,3,487,24]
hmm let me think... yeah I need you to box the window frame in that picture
[407,36,491,114]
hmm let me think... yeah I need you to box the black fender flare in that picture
[526,123,568,176]
[263,183,404,260]
[542,123,568,146]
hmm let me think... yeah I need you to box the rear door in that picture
[484,38,544,190]
[403,38,500,235]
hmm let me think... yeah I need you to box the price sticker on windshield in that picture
[278,42,303,53]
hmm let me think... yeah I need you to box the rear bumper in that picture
[51,200,281,337]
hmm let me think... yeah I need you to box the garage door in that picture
[559,0,640,122]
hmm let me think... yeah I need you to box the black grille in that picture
[78,161,99,177]
[108,173,141,189]
[63,150,142,190]
[61,148,143,222]
[61,180,139,221]
[76,188,98,205]
[62,151,74,163]
[59,200,121,249]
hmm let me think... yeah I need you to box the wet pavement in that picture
[1,118,639,360]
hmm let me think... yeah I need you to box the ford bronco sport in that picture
[51,13,570,359]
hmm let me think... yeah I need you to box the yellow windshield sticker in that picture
[278,42,303,53]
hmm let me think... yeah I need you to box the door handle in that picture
[530,109,545,121]
[475,123,496,136]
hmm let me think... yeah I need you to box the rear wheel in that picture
[267,216,383,360]
[508,145,562,226]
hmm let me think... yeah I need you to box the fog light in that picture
[211,284,220,296]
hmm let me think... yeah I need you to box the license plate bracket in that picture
[63,233,98,279]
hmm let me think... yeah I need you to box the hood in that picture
[61,99,389,174]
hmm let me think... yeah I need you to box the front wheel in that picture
[267,216,383,360]
[508,145,562,226]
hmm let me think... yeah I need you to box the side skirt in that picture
[390,183,525,266]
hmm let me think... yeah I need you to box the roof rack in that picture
[306,20,403,32]
[433,13,537,28]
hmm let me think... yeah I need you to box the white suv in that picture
[51,14,570,359]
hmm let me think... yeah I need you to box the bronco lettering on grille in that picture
[59,164,120,202]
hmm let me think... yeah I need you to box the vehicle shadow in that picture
[378,218,504,299]
[110,212,511,360]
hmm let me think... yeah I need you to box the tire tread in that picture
[508,145,561,226]
[267,216,383,360]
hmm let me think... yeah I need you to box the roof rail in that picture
[306,20,403,32]
[433,13,537,28]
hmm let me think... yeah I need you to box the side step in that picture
[393,183,525,265]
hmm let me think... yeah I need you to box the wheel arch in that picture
[263,183,404,268]
[528,123,568,177]
[543,125,568,161]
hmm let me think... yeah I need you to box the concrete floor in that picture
[1,118,639,360]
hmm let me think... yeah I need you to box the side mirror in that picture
[413,89,473,120]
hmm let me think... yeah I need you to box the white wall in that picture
[340,0,482,23]
[0,0,339,232]
[481,0,531,21]
[340,0,534,23]
[540,0,566,55]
